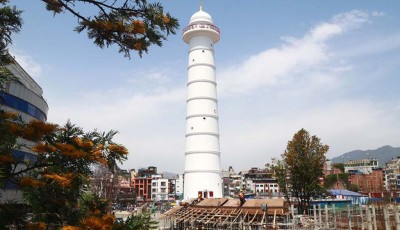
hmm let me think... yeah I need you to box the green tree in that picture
[0,112,129,228]
[272,160,291,206]
[114,212,158,230]
[41,0,179,59]
[0,0,22,90]
[282,128,329,212]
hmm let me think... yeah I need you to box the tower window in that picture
[202,50,205,53]
[192,59,195,62]
[203,117,206,120]
[191,127,193,130]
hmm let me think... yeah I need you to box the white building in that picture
[0,56,48,203]
[175,174,184,198]
[182,7,223,199]
[344,158,379,175]
[151,175,169,201]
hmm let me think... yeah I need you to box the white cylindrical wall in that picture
[183,10,222,199]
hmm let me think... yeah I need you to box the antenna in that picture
[200,0,203,11]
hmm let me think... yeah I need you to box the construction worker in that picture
[239,190,246,206]
[197,193,204,203]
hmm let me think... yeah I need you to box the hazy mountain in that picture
[162,172,179,179]
[331,145,400,167]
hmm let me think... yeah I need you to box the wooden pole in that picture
[325,204,329,229]
[291,204,295,230]
[348,205,352,230]
[366,205,373,230]
[384,205,391,230]
[360,204,365,230]
[394,205,400,230]
[372,205,377,230]
[318,204,322,229]
[313,204,317,230]
[333,204,337,229]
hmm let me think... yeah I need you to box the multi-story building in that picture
[344,158,379,174]
[151,175,169,201]
[0,56,48,202]
[242,167,279,196]
[383,158,400,197]
[175,174,184,199]
[222,166,243,197]
[131,166,158,202]
[349,169,384,198]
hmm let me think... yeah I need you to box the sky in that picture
[9,0,400,173]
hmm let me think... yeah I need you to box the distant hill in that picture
[331,145,400,167]
[162,172,179,179]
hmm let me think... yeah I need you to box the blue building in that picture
[0,56,48,202]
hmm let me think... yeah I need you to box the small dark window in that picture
[191,127,193,130]
[203,117,206,120]
[192,59,195,61]
[214,109,217,113]
[202,50,205,53]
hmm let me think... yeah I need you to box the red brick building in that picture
[349,169,384,198]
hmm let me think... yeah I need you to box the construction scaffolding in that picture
[159,198,290,229]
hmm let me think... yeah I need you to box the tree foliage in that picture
[113,212,158,230]
[272,160,291,205]
[0,0,22,90]
[41,0,179,59]
[281,128,329,212]
[0,110,129,228]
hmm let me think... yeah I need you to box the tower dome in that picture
[189,10,213,24]
[182,9,220,44]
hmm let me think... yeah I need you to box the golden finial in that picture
[200,0,203,11]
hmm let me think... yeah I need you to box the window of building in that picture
[161,182,166,186]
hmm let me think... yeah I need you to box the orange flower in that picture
[81,216,103,229]
[19,176,34,186]
[102,214,115,226]
[6,122,22,135]
[72,137,83,147]
[132,20,146,34]
[133,42,142,50]
[0,154,15,163]
[56,143,76,154]
[61,226,83,230]
[108,144,128,155]
[163,15,171,24]
[92,149,102,157]
[31,143,47,153]
[2,111,18,119]
[82,140,94,149]
[26,222,46,230]
[96,158,108,166]
[43,173,74,187]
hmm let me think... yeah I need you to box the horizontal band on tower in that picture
[188,47,214,53]
[185,132,220,137]
[188,63,216,70]
[186,114,219,119]
[187,96,218,103]
[187,79,217,86]
[184,169,222,174]
[185,150,220,156]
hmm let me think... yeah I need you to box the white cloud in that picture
[218,10,372,95]
[9,47,42,79]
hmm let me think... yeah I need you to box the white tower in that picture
[183,8,222,199]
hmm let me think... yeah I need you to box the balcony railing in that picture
[183,23,220,34]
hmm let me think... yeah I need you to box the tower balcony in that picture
[182,23,220,44]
